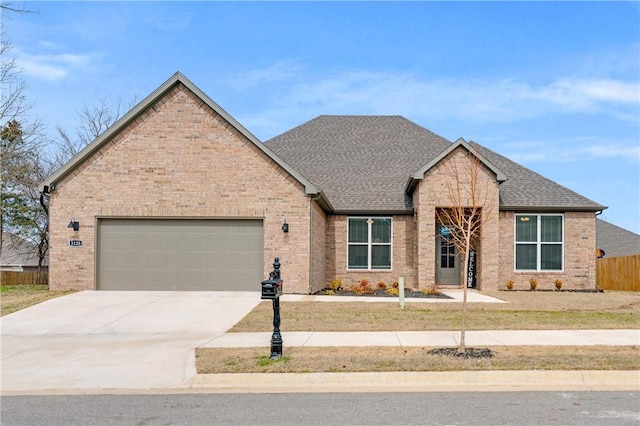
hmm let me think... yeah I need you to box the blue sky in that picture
[6,1,640,233]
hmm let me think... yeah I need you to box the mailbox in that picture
[261,278,283,300]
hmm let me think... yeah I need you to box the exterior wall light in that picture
[281,220,289,233]
[68,219,80,231]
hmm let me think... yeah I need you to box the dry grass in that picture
[230,291,640,332]
[0,285,76,316]
[196,345,640,374]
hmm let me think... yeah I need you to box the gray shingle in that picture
[265,115,452,212]
[266,115,607,213]
[596,219,640,257]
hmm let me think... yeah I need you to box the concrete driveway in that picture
[1,291,261,393]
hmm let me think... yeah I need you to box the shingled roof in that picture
[266,115,452,212]
[596,219,640,257]
[265,115,607,213]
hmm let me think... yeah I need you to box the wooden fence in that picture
[596,254,640,291]
[0,271,49,286]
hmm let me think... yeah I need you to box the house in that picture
[0,232,48,272]
[596,219,640,258]
[41,72,606,293]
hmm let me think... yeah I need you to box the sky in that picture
[5,1,640,233]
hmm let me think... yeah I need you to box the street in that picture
[2,391,638,425]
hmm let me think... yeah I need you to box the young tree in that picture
[435,145,497,353]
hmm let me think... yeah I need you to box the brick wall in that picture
[49,83,313,293]
[309,200,327,294]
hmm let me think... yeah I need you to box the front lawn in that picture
[230,291,640,332]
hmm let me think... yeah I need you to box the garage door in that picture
[97,219,263,291]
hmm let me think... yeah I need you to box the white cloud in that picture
[243,65,639,127]
[235,65,637,142]
[16,47,102,81]
[532,79,639,109]
[227,61,305,90]
[503,139,640,164]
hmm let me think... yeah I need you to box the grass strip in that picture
[196,345,640,374]
[231,300,640,332]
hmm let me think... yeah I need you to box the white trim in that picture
[514,213,565,272]
[346,217,393,271]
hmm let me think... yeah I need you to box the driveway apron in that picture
[1,291,261,393]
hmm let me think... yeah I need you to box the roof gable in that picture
[1,232,47,267]
[41,72,322,198]
[406,137,507,193]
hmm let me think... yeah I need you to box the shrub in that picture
[506,279,515,291]
[348,279,374,295]
[529,278,538,291]
[423,282,439,295]
[554,279,563,290]
[329,278,342,292]
[391,281,399,289]
[377,281,387,291]
[386,287,399,296]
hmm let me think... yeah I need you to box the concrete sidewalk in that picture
[201,329,640,348]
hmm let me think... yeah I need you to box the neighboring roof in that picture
[266,115,606,213]
[596,219,640,257]
[40,72,329,206]
[471,143,606,212]
[265,115,452,213]
[1,232,47,267]
[406,137,508,193]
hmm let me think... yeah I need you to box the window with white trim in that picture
[348,217,392,270]
[515,214,563,271]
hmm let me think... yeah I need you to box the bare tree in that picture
[55,97,136,165]
[434,146,497,353]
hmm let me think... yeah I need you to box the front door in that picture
[436,224,460,285]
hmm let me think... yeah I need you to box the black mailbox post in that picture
[261,257,283,359]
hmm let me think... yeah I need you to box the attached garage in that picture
[97,219,264,291]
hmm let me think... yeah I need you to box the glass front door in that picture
[436,224,460,285]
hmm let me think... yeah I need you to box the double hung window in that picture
[515,214,563,271]
[348,217,392,270]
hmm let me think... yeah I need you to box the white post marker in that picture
[399,277,405,309]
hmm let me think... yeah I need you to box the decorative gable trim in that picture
[40,72,322,198]
[405,137,508,194]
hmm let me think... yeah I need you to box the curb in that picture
[190,370,640,393]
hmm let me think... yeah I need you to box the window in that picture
[348,217,392,270]
[515,214,563,271]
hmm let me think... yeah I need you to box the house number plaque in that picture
[69,240,83,247]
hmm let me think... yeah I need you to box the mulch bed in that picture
[427,347,495,358]
[316,289,453,299]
